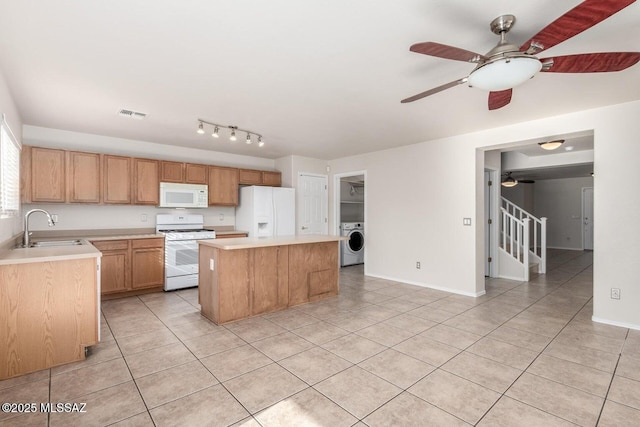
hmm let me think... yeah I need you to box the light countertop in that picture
[198,235,347,250]
[0,239,101,265]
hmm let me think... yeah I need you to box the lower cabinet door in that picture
[252,246,289,315]
[131,248,165,289]
[100,251,129,294]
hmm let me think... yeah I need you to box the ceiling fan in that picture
[402,0,640,110]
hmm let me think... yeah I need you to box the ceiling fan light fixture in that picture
[467,56,542,91]
[501,172,518,188]
[539,139,565,150]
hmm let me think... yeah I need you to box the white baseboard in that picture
[547,246,584,251]
[366,272,486,298]
[592,316,640,331]
[497,274,526,282]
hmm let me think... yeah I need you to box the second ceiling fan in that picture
[402,0,640,110]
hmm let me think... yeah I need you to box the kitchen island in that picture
[198,235,346,324]
[0,241,101,379]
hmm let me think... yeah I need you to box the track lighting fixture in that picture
[196,119,264,148]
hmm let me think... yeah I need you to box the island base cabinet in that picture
[199,242,337,325]
[288,242,339,306]
[0,258,98,380]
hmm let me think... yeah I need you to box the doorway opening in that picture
[334,171,367,269]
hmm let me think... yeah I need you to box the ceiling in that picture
[0,1,638,160]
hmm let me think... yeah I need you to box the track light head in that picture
[229,127,237,142]
[197,122,205,135]
[258,136,264,147]
[212,126,219,138]
[246,133,252,144]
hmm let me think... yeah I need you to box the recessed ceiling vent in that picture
[118,109,147,120]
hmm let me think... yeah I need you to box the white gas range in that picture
[156,214,215,291]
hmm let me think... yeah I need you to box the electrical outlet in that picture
[51,214,59,223]
[611,288,620,300]
[416,261,421,269]
[140,214,148,222]
[209,258,215,271]
[219,213,224,221]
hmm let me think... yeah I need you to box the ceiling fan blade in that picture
[401,78,468,103]
[488,89,512,110]
[541,52,640,73]
[410,42,486,62]
[520,0,636,54]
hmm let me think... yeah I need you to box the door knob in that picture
[301,226,308,230]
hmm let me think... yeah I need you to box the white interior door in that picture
[583,187,594,250]
[298,173,328,234]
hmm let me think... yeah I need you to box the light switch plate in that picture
[463,218,472,226]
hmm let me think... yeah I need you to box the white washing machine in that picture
[340,222,364,266]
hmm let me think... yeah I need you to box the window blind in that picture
[0,115,21,217]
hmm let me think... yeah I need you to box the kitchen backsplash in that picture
[22,203,235,231]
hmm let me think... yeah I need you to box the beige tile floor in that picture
[2,249,640,426]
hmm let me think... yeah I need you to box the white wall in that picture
[533,177,593,250]
[329,100,640,329]
[0,72,23,245]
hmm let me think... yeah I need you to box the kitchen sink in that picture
[28,239,85,248]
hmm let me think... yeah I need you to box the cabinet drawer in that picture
[131,238,164,249]
[92,240,129,251]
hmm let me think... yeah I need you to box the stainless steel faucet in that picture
[23,209,56,247]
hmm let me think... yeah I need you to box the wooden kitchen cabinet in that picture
[103,155,132,204]
[199,239,339,324]
[288,242,339,306]
[239,168,282,187]
[1,257,99,379]
[185,163,208,184]
[238,168,262,185]
[208,166,239,206]
[67,151,101,203]
[131,238,165,289]
[252,246,289,315]
[92,237,164,297]
[30,147,66,202]
[133,158,160,205]
[93,240,129,294]
[160,161,208,185]
[160,161,184,183]
[262,171,282,187]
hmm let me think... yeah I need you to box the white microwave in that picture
[159,182,208,208]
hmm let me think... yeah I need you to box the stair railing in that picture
[501,197,547,273]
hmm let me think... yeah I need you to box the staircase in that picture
[498,197,547,281]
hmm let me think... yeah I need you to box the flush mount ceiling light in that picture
[501,172,518,188]
[538,139,565,150]
[196,119,264,148]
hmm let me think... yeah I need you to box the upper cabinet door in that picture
[262,171,282,187]
[103,155,132,204]
[133,158,160,205]
[31,147,66,202]
[160,161,184,183]
[67,151,101,203]
[185,163,208,184]
[238,169,263,185]
[208,166,239,206]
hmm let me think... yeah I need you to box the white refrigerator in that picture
[236,186,295,237]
